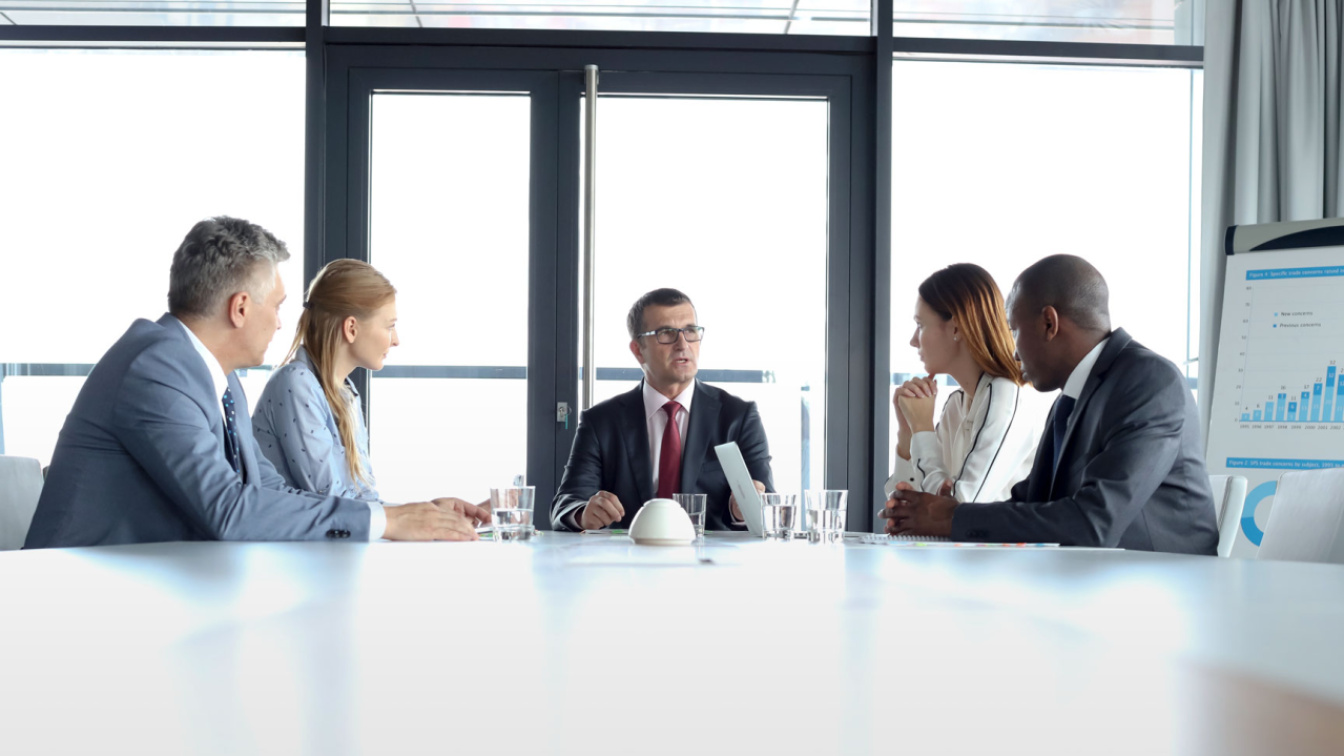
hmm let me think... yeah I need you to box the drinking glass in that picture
[489,485,535,542]
[760,493,799,540]
[674,493,707,539]
[805,490,848,543]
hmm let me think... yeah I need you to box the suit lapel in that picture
[618,386,654,504]
[156,313,217,416]
[679,381,720,497]
[1052,329,1132,491]
[227,372,253,484]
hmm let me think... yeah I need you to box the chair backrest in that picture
[1257,468,1344,564]
[1208,474,1248,558]
[0,455,45,551]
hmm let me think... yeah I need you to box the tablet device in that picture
[714,442,764,536]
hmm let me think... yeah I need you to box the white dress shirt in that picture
[1062,337,1110,400]
[172,317,385,540]
[643,379,695,492]
[886,373,1046,503]
[174,315,230,422]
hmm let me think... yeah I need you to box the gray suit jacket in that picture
[24,314,372,549]
[951,329,1219,554]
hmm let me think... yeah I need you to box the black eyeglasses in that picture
[636,326,706,345]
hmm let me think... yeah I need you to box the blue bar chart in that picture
[1240,361,1340,424]
[1231,265,1344,426]
[1208,244,1344,558]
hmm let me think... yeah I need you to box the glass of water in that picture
[760,493,799,540]
[489,486,535,542]
[805,490,848,544]
[674,493,707,539]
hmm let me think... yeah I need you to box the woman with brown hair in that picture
[252,259,486,527]
[885,263,1043,504]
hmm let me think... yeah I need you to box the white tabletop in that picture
[2,533,1342,755]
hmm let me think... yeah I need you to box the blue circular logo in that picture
[1241,480,1277,547]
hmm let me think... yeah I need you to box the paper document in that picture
[857,534,1059,548]
[714,442,764,536]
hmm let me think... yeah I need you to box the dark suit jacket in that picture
[24,314,372,549]
[951,329,1219,554]
[551,381,775,531]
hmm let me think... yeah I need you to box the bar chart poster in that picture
[1207,244,1344,556]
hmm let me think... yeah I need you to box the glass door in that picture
[328,68,561,506]
[584,77,839,497]
[366,91,531,505]
[325,55,867,527]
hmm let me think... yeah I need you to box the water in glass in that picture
[490,485,536,542]
[761,493,799,540]
[805,489,848,543]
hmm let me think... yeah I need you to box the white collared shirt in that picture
[173,316,230,419]
[172,316,385,540]
[1062,337,1110,400]
[643,379,695,492]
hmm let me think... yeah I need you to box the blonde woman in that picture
[252,259,486,525]
[885,263,1043,505]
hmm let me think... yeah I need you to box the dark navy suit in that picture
[551,381,774,531]
[951,329,1219,554]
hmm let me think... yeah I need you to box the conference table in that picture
[2,532,1342,755]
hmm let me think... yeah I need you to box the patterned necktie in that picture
[656,400,683,499]
[222,387,241,474]
[1051,394,1077,476]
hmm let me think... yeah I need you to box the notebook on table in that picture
[856,534,1059,548]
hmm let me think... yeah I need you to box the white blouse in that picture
[885,374,1045,504]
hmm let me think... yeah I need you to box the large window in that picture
[329,0,869,35]
[366,92,532,505]
[0,0,304,25]
[590,95,830,496]
[888,59,1203,475]
[893,0,1203,44]
[0,18,1205,529]
[0,49,306,464]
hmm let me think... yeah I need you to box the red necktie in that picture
[656,400,683,499]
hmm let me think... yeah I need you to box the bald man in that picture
[882,254,1218,554]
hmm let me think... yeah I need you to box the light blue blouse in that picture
[252,347,380,502]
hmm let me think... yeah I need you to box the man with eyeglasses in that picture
[551,288,775,531]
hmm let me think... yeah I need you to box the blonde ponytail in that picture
[284,259,396,484]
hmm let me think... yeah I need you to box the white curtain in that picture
[1199,0,1344,437]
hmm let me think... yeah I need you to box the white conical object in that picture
[629,498,696,546]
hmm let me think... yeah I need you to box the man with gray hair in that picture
[882,254,1219,554]
[25,216,479,548]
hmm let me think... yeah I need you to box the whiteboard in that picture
[1206,221,1344,557]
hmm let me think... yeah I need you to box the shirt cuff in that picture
[910,431,939,459]
[890,451,920,498]
[368,502,387,541]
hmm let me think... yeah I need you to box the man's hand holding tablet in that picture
[728,480,767,522]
